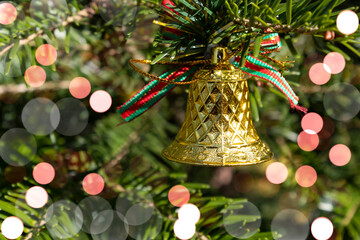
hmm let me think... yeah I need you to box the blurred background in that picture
[0,0,359,239]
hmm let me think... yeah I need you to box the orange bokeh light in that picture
[35,44,58,66]
[301,112,323,134]
[297,131,319,151]
[33,162,55,185]
[0,3,17,25]
[24,66,46,87]
[323,52,346,74]
[82,173,105,195]
[69,77,91,99]
[266,162,288,184]
[295,166,317,188]
[168,185,190,207]
[309,63,331,85]
[329,144,351,166]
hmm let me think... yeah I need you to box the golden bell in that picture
[162,47,273,166]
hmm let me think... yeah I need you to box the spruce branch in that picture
[0,7,95,57]
[234,18,320,34]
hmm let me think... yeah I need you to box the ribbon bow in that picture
[118,5,307,122]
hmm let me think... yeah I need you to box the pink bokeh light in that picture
[168,185,190,207]
[25,186,48,208]
[295,166,317,188]
[301,112,323,134]
[89,90,112,113]
[82,173,105,195]
[297,131,320,151]
[33,162,55,185]
[323,52,346,74]
[35,44,58,66]
[265,162,288,184]
[329,144,351,166]
[0,3,17,25]
[24,66,46,87]
[69,77,91,99]
[309,63,331,85]
[337,10,359,35]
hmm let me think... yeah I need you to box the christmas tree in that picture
[0,0,359,239]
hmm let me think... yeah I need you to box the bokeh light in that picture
[96,0,138,28]
[29,0,68,25]
[297,131,319,151]
[336,10,359,35]
[91,211,128,240]
[223,201,261,239]
[33,162,55,184]
[79,196,112,234]
[266,162,288,184]
[55,98,89,136]
[173,219,196,240]
[178,203,200,224]
[21,98,60,136]
[90,90,112,113]
[0,2,17,25]
[309,63,331,85]
[271,209,309,240]
[25,186,48,208]
[311,217,333,240]
[301,112,323,134]
[82,173,105,195]
[329,144,351,166]
[45,200,83,239]
[323,83,360,121]
[69,77,91,99]
[5,165,26,183]
[0,128,37,166]
[127,209,163,240]
[24,66,46,87]
[35,44,57,66]
[125,203,154,226]
[233,171,254,193]
[257,178,280,198]
[1,216,23,239]
[89,210,114,235]
[295,166,317,188]
[168,185,190,207]
[323,52,346,74]
[318,117,335,139]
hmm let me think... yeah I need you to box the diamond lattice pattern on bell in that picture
[162,67,273,166]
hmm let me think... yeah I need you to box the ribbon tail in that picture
[117,66,199,122]
[233,54,307,113]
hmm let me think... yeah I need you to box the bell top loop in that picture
[211,47,229,64]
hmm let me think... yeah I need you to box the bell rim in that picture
[161,150,273,167]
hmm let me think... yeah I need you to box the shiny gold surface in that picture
[162,67,273,166]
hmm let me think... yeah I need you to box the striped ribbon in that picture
[117,33,307,122]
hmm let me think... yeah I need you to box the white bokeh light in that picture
[173,219,196,240]
[25,186,49,208]
[337,10,359,35]
[311,217,334,240]
[178,203,200,224]
[1,216,24,239]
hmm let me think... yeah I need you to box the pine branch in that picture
[0,7,95,57]
[234,18,320,34]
